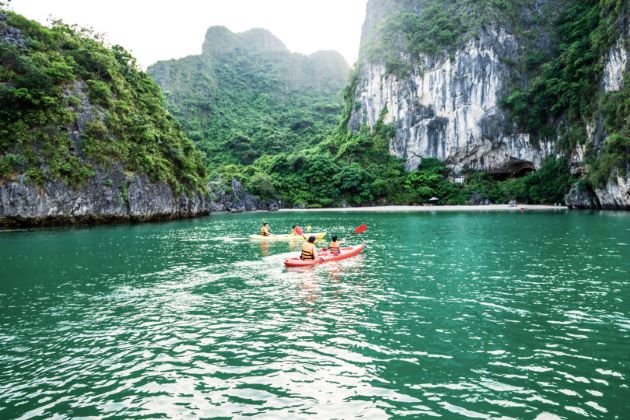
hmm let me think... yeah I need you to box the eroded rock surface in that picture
[0,166,211,227]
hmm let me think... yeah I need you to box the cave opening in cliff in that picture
[491,160,536,181]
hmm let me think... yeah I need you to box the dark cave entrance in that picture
[491,159,536,181]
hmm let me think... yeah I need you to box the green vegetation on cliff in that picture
[361,0,628,193]
[148,27,348,169]
[0,11,207,193]
[502,0,628,188]
[502,0,626,140]
[148,17,579,207]
[210,114,573,208]
[362,0,563,73]
[361,0,627,160]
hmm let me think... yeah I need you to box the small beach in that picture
[279,204,567,212]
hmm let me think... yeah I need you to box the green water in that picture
[1,211,629,418]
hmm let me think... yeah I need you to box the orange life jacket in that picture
[328,241,341,254]
[300,242,315,260]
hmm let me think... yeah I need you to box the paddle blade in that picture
[355,224,367,234]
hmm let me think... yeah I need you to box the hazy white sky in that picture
[10,0,368,68]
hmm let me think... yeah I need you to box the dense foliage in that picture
[501,0,629,186]
[211,117,574,208]
[502,0,624,138]
[362,0,563,73]
[148,31,348,169]
[0,11,207,193]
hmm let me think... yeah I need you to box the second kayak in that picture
[284,244,365,267]
[249,232,326,241]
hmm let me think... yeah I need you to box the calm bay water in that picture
[1,210,629,418]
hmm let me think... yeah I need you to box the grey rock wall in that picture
[0,166,211,227]
[566,169,630,210]
[353,1,628,209]
[594,170,630,209]
[565,183,601,209]
[603,35,628,92]
[209,178,280,212]
[566,26,630,210]
[349,27,552,175]
[0,13,26,48]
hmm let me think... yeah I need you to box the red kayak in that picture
[284,244,365,267]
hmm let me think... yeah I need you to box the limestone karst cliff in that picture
[148,27,350,168]
[348,28,553,176]
[0,11,211,226]
[348,0,629,209]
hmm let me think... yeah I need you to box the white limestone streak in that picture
[352,29,551,173]
[595,173,630,209]
[603,36,628,92]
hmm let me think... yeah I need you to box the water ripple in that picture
[1,211,629,418]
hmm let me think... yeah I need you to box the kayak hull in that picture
[284,244,365,267]
[249,232,326,241]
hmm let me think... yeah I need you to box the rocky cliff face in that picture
[349,27,552,175]
[351,0,629,209]
[209,178,280,213]
[0,167,211,227]
[566,171,630,210]
[566,24,630,210]
[0,76,212,228]
[598,28,629,209]
[603,33,628,93]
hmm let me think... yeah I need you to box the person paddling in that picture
[291,225,304,237]
[300,236,317,260]
[328,235,341,255]
[260,222,272,237]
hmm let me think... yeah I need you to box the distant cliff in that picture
[148,26,350,168]
[348,0,629,209]
[0,11,211,227]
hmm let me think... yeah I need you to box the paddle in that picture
[354,224,367,234]
[323,224,366,260]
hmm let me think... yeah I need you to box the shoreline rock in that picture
[565,172,630,210]
[209,177,281,213]
[0,166,212,228]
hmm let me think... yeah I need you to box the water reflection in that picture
[300,269,320,308]
[258,241,269,257]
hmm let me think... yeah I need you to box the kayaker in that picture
[291,225,304,236]
[260,222,271,237]
[328,236,341,255]
[300,236,317,260]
